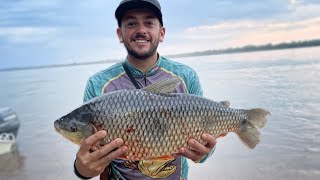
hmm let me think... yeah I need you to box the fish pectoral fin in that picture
[148,155,175,162]
[143,76,181,94]
[116,154,129,160]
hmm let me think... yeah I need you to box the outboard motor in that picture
[0,107,20,155]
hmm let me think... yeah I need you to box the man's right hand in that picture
[75,130,128,178]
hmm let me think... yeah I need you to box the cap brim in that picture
[115,1,162,25]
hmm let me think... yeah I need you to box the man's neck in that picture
[127,53,158,74]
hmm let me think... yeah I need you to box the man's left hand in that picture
[178,133,217,162]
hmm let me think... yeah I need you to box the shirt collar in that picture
[124,55,163,77]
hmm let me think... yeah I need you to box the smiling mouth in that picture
[133,39,149,43]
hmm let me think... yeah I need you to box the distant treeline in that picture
[167,39,320,58]
[1,39,320,71]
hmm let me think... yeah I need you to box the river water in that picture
[0,47,319,180]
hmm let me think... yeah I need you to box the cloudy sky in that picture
[1,0,320,69]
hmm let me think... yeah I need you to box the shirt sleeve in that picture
[83,78,96,103]
[188,69,203,96]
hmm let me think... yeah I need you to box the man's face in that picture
[117,8,165,60]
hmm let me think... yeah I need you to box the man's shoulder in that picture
[159,56,202,95]
[88,62,124,83]
[161,56,191,68]
[84,62,125,102]
[160,56,198,76]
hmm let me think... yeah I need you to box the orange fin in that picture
[148,155,175,161]
[117,155,129,160]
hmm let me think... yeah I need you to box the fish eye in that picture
[70,126,77,132]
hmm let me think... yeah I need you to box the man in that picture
[74,0,217,179]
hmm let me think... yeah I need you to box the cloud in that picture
[289,0,302,5]
[159,1,320,54]
[0,26,59,43]
[1,0,320,68]
[289,2,320,19]
[227,19,320,46]
[187,17,320,34]
[161,19,320,55]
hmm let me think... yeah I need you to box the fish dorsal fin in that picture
[143,76,182,94]
[219,101,230,107]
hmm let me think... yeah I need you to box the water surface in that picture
[0,47,319,180]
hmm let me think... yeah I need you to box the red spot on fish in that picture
[125,125,135,133]
[98,124,104,129]
[218,133,228,138]
[117,154,128,160]
[154,66,159,71]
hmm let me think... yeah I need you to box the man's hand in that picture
[75,130,128,178]
[178,133,217,162]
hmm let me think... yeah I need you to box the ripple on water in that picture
[306,147,320,153]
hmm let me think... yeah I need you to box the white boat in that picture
[0,107,20,155]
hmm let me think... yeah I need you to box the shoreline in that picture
[1,40,320,72]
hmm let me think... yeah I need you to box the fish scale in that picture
[54,77,270,161]
[99,90,216,159]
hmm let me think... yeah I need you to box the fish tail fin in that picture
[247,108,270,128]
[237,124,260,149]
[237,108,270,149]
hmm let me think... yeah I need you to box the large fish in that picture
[54,77,270,161]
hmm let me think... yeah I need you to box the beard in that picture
[123,34,160,60]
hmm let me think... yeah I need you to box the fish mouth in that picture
[54,121,61,132]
